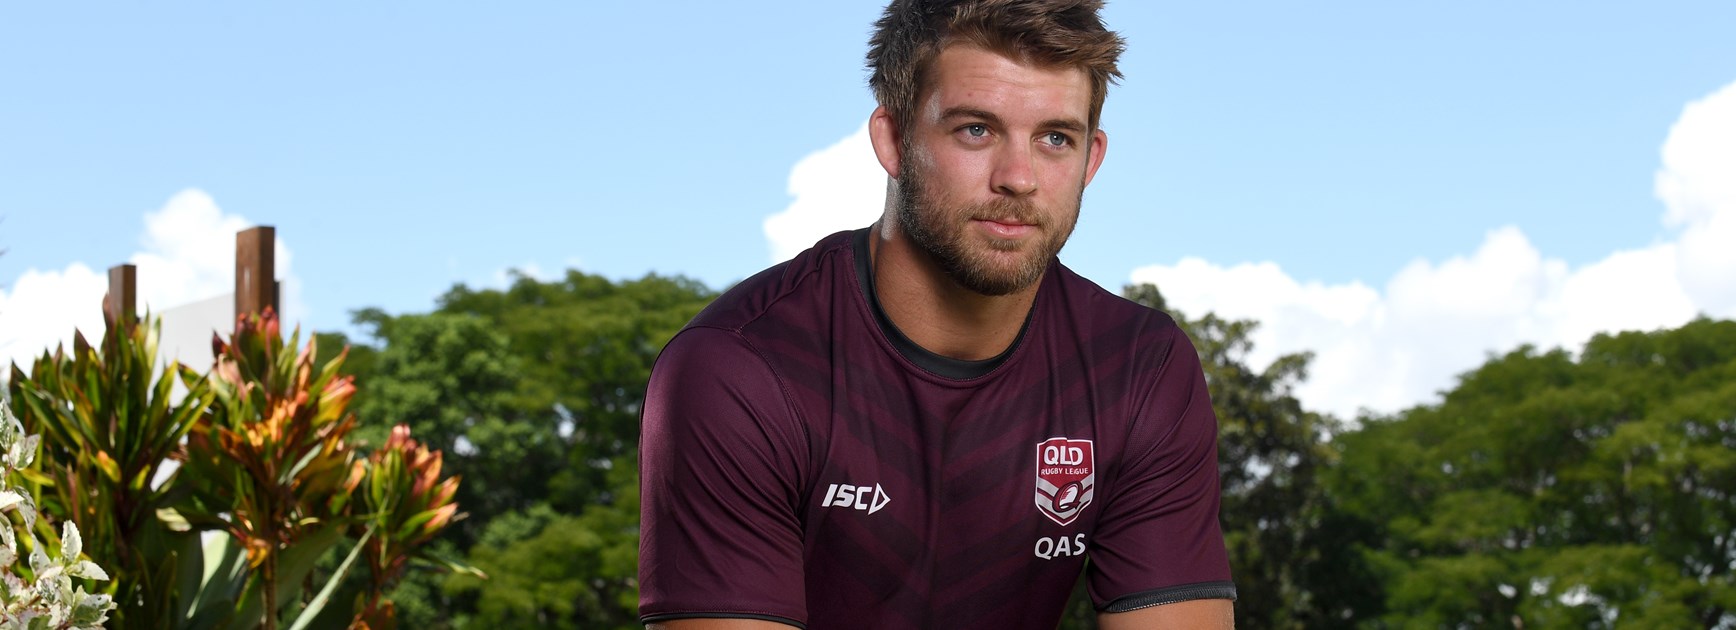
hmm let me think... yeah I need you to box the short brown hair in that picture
[867,0,1126,135]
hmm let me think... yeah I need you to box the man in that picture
[638,1,1235,628]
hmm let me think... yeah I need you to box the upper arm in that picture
[639,327,809,627]
[1087,328,1236,611]
[1098,599,1234,630]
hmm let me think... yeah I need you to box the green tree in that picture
[1328,317,1736,627]
[1127,285,1344,629]
[1059,286,1342,629]
[350,310,549,545]
[443,462,640,629]
[433,271,714,512]
[344,271,714,627]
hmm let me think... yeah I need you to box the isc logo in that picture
[821,483,890,515]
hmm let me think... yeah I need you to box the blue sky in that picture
[4,1,1735,416]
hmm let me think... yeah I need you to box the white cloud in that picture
[1,189,301,375]
[763,121,887,262]
[130,189,250,310]
[0,263,107,374]
[1135,229,1698,418]
[1657,81,1736,316]
[491,262,550,288]
[1132,79,1736,419]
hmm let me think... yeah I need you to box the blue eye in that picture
[1043,132,1070,147]
[962,124,988,138]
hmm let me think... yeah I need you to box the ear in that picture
[1081,128,1108,188]
[868,105,902,178]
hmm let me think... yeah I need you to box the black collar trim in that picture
[851,228,1029,380]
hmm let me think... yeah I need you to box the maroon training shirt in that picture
[639,229,1234,629]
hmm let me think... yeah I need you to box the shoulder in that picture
[1041,265,1208,451]
[687,229,860,334]
[646,229,862,436]
[643,327,812,499]
[1046,263,1191,369]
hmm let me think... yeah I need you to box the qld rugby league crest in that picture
[1034,437,1095,526]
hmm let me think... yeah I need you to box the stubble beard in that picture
[895,153,1081,297]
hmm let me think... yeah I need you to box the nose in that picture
[990,141,1038,197]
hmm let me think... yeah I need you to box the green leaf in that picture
[177,533,247,630]
[281,447,323,487]
[68,560,108,581]
[393,507,445,541]
[223,520,347,630]
[60,520,81,564]
[419,547,486,579]
[0,491,23,512]
[286,525,375,630]
[156,507,193,533]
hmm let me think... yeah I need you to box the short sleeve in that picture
[638,326,810,627]
[1087,328,1237,611]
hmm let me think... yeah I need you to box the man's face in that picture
[893,44,1104,296]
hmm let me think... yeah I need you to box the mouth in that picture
[972,218,1037,239]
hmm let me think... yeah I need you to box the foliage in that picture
[351,424,481,629]
[188,267,1735,628]
[1053,290,1736,628]
[339,271,713,626]
[1327,317,1736,627]
[177,308,367,630]
[348,311,541,546]
[432,272,715,513]
[313,332,378,418]
[1115,285,1343,629]
[0,399,116,630]
[442,458,640,629]
[6,312,214,628]
[251,270,1736,629]
[6,305,474,629]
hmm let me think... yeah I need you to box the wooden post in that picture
[235,226,277,319]
[104,264,137,324]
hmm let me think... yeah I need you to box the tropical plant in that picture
[0,398,117,630]
[176,308,367,630]
[341,271,714,625]
[6,312,215,629]
[350,424,478,629]
[6,296,481,629]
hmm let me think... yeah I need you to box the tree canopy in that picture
[1327,317,1736,627]
[327,271,713,628]
[315,273,1731,629]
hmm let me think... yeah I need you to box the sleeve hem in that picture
[1100,581,1238,613]
[642,611,806,629]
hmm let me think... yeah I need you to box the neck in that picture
[868,220,1042,361]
